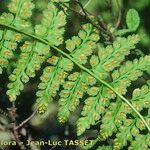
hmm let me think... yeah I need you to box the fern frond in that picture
[111,56,150,95]
[6,1,68,101]
[0,0,34,73]
[66,23,100,64]
[57,24,99,122]
[58,72,91,123]
[77,86,107,135]
[96,55,150,105]
[7,42,47,101]
[58,71,84,122]
[131,84,150,131]
[93,34,140,79]
[36,56,73,114]
[129,134,150,150]
[0,1,150,149]
[99,81,150,149]
[76,37,143,136]
[76,35,140,134]
[37,23,99,115]
[35,2,67,46]
[113,119,135,149]
[8,0,34,20]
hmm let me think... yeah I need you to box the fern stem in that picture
[0,23,150,133]
[79,0,92,13]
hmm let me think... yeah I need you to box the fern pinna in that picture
[0,0,150,149]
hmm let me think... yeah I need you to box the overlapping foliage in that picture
[0,0,150,149]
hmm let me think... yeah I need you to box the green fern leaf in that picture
[7,42,47,101]
[129,134,150,150]
[36,56,73,114]
[58,72,89,123]
[111,56,150,95]
[100,81,150,149]
[0,0,34,74]
[6,1,68,101]
[126,9,140,31]
[66,24,99,64]
[76,35,142,136]
[0,1,150,149]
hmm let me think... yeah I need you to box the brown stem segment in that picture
[7,107,26,150]
[15,109,38,130]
